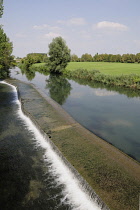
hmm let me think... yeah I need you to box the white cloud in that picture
[69,18,86,25]
[79,30,91,40]
[109,119,133,127]
[15,33,27,38]
[94,89,118,96]
[33,24,61,31]
[44,32,62,39]
[33,24,49,30]
[133,40,140,45]
[57,17,87,26]
[96,21,128,31]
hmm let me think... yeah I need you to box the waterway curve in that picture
[1,80,109,209]
[5,79,140,210]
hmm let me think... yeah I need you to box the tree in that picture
[121,54,135,63]
[81,53,93,62]
[20,53,48,70]
[136,53,140,63]
[48,36,71,74]
[0,26,15,78]
[0,0,3,18]
[71,54,79,62]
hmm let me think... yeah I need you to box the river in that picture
[0,81,102,210]
[10,67,140,162]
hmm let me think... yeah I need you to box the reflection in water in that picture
[20,68,36,81]
[10,67,140,161]
[67,76,140,98]
[46,74,72,105]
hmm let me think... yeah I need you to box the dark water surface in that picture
[11,67,140,162]
[0,82,100,210]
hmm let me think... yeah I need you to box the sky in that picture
[1,0,140,58]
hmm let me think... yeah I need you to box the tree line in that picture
[71,53,140,63]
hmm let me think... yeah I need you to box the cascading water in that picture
[1,81,104,210]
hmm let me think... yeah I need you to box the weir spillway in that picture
[0,81,109,210]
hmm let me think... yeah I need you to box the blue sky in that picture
[1,0,140,57]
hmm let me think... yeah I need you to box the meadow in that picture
[32,61,140,75]
[66,62,140,75]
[29,62,140,89]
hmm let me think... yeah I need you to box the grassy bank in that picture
[20,61,140,89]
[8,79,140,210]
[65,68,140,89]
[31,62,140,76]
[66,62,140,75]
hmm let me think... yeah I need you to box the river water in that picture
[0,81,100,209]
[10,67,140,162]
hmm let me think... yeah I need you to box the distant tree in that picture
[129,54,135,63]
[0,26,15,78]
[23,56,34,69]
[26,53,47,63]
[136,53,140,63]
[71,54,79,62]
[93,52,139,63]
[93,53,99,62]
[103,54,107,61]
[16,57,21,59]
[48,36,71,74]
[42,54,48,62]
[20,53,48,69]
[81,53,93,62]
[121,54,135,63]
[109,54,117,62]
[115,54,122,62]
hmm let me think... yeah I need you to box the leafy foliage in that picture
[48,37,71,73]
[71,54,80,62]
[65,68,140,89]
[21,53,48,70]
[71,52,140,63]
[0,26,15,78]
[0,0,3,18]
[81,53,93,62]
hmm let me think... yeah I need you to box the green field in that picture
[32,62,46,67]
[66,62,140,75]
[32,62,140,75]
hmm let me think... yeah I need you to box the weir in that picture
[2,81,109,210]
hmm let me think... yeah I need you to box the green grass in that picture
[32,63,47,67]
[31,62,140,89]
[66,62,140,75]
[31,62,140,76]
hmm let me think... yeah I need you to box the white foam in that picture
[1,81,101,210]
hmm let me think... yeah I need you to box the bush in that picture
[65,68,140,89]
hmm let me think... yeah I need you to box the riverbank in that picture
[64,68,140,90]
[29,62,140,89]
[6,78,140,210]
[32,62,140,76]
[66,62,140,75]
